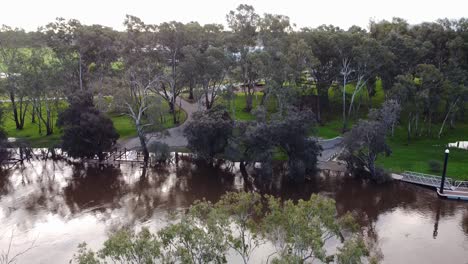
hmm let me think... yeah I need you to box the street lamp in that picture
[439,149,450,194]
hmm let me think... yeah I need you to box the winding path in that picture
[121,97,200,149]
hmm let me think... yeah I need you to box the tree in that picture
[159,201,228,264]
[118,15,165,163]
[341,100,400,181]
[414,64,445,136]
[57,91,119,160]
[184,105,233,161]
[227,4,261,112]
[258,13,294,108]
[71,228,161,264]
[156,21,191,123]
[389,74,419,143]
[263,194,360,263]
[0,26,30,130]
[21,48,60,136]
[77,24,120,110]
[44,18,85,92]
[302,26,341,122]
[183,45,232,109]
[268,109,321,182]
[228,108,321,183]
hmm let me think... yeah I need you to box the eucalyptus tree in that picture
[197,47,233,109]
[44,18,85,92]
[258,13,296,112]
[0,26,30,129]
[349,36,391,111]
[389,74,420,143]
[77,24,120,109]
[179,23,231,108]
[336,30,364,131]
[226,4,261,112]
[410,21,452,70]
[72,192,369,264]
[184,105,234,161]
[414,64,445,136]
[117,15,165,162]
[21,48,59,135]
[301,26,341,122]
[155,21,193,123]
[437,62,468,138]
[341,101,400,181]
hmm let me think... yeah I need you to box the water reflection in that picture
[0,155,467,264]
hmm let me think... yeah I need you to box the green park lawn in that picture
[378,124,468,180]
[2,100,186,148]
[227,82,468,180]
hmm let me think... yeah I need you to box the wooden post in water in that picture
[440,149,450,194]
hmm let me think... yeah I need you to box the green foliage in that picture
[336,237,369,264]
[72,192,368,264]
[342,100,400,181]
[100,228,161,263]
[184,105,234,160]
[148,141,171,163]
[58,91,119,160]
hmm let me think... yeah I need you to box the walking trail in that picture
[120,97,200,149]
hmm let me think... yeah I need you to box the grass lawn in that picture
[377,124,468,180]
[2,100,186,148]
[219,91,277,121]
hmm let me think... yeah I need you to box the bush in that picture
[428,160,442,173]
[374,167,393,184]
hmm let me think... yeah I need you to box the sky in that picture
[1,0,467,31]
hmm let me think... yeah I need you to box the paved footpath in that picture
[120,98,201,149]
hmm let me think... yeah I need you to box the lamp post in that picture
[439,149,450,194]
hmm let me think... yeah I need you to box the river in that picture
[0,154,467,263]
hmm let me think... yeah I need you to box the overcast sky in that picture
[1,0,467,31]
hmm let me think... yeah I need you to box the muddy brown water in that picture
[0,155,467,263]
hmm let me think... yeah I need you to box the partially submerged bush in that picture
[148,141,171,163]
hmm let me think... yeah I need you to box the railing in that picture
[453,180,468,190]
[401,171,454,190]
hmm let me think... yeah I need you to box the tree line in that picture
[0,4,467,167]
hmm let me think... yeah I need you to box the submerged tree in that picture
[58,91,118,160]
[341,100,400,181]
[184,105,234,161]
[117,15,165,163]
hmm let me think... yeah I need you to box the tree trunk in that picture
[137,126,149,163]
[438,98,459,139]
[406,113,412,145]
[31,103,36,123]
[79,52,83,91]
[188,81,194,100]
[9,92,22,129]
[245,84,253,112]
[342,76,347,132]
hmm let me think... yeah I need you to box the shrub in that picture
[148,141,171,163]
